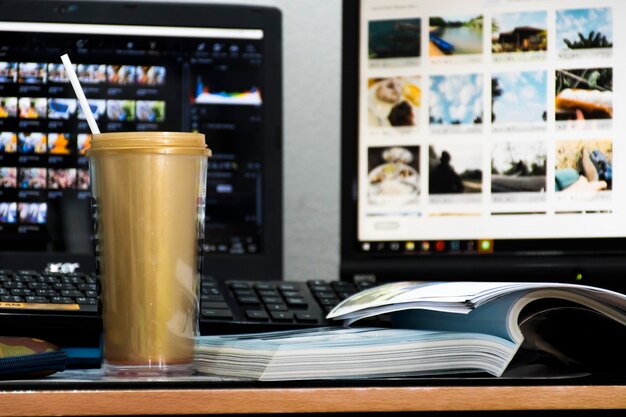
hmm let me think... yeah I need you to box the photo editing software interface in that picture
[0,23,266,256]
[357,0,625,258]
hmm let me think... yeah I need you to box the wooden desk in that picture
[2,385,626,415]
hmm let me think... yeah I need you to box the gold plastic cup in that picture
[86,132,210,376]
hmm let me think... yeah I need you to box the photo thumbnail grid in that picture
[362,4,615,215]
[0,61,168,124]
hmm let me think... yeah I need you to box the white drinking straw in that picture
[60,54,100,134]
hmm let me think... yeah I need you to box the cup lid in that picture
[86,132,211,156]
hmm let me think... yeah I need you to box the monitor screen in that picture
[341,0,626,289]
[0,1,282,279]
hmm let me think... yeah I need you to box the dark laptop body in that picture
[0,0,282,350]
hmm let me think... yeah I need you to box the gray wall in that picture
[103,0,343,281]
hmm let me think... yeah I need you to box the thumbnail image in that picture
[48,168,77,189]
[18,167,47,189]
[556,8,612,52]
[48,133,72,155]
[78,99,106,120]
[0,202,17,223]
[77,134,92,155]
[77,169,90,190]
[0,132,17,153]
[107,65,136,85]
[18,132,47,154]
[18,97,46,119]
[107,100,136,121]
[0,62,17,83]
[48,98,77,119]
[555,139,612,193]
[491,141,546,193]
[368,77,420,127]
[430,74,483,125]
[48,63,72,83]
[0,97,18,118]
[368,19,421,60]
[429,144,482,194]
[136,66,166,85]
[368,146,420,205]
[429,15,483,56]
[492,11,547,53]
[0,167,17,188]
[491,71,547,125]
[555,68,612,121]
[77,64,107,84]
[18,202,47,224]
[136,100,165,122]
[18,62,47,84]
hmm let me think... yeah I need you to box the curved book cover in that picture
[194,282,626,380]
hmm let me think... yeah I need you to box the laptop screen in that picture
[0,1,282,280]
[341,0,626,289]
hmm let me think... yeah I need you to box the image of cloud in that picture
[556,8,612,51]
[492,71,547,124]
[430,74,483,125]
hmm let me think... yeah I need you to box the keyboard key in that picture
[233,289,255,297]
[201,301,230,310]
[76,297,97,305]
[229,282,252,290]
[236,295,260,305]
[51,296,74,304]
[314,291,337,299]
[245,310,269,321]
[285,297,308,307]
[54,283,75,291]
[201,294,226,302]
[257,290,280,297]
[265,303,287,312]
[319,298,340,306]
[278,283,299,291]
[261,296,282,304]
[1,295,24,302]
[36,289,58,297]
[281,290,301,298]
[201,309,234,319]
[307,280,329,286]
[254,283,276,290]
[26,296,49,303]
[270,311,293,321]
[11,289,33,296]
[295,312,318,323]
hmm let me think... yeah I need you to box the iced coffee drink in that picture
[87,132,210,376]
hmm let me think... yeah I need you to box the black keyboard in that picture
[0,269,381,346]
[199,277,381,334]
[0,269,102,351]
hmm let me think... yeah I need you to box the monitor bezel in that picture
[340,0,626,291]
[0,0,283,281]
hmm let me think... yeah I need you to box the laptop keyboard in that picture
[0,269,383,345]
[0,269,99,313]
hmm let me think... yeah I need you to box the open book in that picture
[194,282,626,380]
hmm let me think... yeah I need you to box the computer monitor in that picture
[341,0,625,291]
[0,0,282,281]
